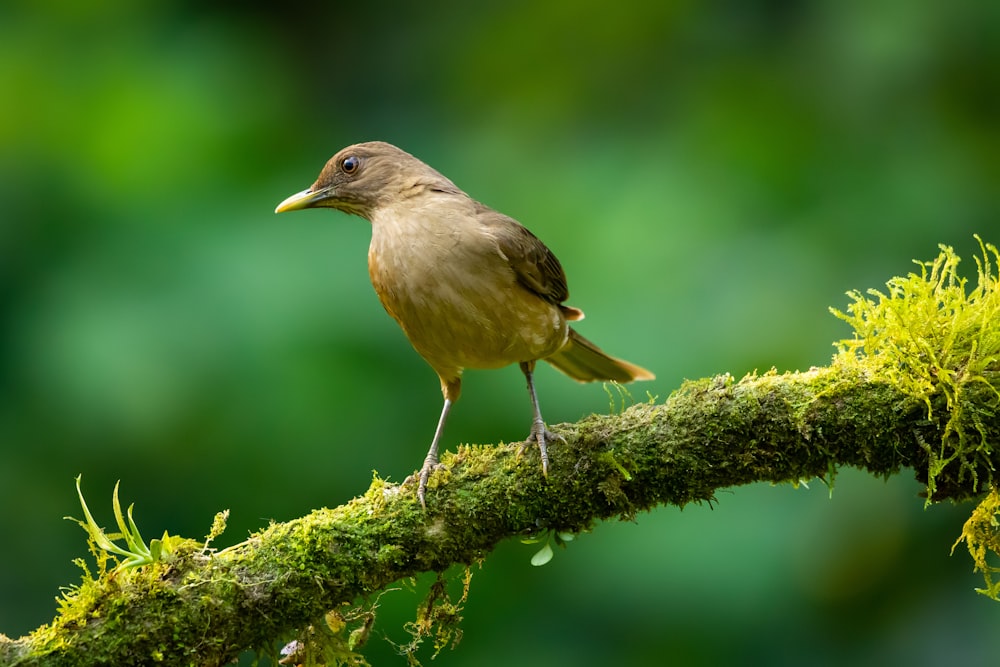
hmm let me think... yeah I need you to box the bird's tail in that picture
[544,328,655,383]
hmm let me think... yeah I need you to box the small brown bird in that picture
[276,141,653,505]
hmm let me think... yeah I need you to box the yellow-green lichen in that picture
[831,237,1000,503]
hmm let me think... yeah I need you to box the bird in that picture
[275,141,654,506]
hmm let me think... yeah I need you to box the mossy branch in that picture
[2,240,1000,666]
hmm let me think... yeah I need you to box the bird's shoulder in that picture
[474,202,569,305]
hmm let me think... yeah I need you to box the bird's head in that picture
[275,141,458,219]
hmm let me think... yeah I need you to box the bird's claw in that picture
[405,457,446,508]
[519,422,563,476]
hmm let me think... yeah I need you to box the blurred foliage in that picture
[1,0,999,664]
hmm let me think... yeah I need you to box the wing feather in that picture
[476,202,569,305]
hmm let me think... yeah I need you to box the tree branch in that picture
[3,240,999,666]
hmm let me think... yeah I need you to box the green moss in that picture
[952,487,1000,600]
[394,567,473,664]
[832,237,1000,502]
[830,238,1000,601]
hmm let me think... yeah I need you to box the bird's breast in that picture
[367,210,566,377]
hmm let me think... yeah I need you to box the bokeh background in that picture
[3,0,999,664]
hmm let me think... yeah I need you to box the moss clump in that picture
[952,488,1000,601]
[833,237,1000,600]
[395,567,473,664]
[832,237,1000,502]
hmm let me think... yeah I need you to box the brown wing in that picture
[477,202,569,305]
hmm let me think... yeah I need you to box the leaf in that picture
[530,542,554,567]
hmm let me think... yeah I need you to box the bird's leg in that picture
[417,398,452,508]
[519,361,560,476]
[416,376,461,508]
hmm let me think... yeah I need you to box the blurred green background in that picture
[2,0,999,664]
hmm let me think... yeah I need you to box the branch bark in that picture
[3,362,998,666]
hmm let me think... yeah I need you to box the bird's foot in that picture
[519,421,563,477]
[402,455,446,509]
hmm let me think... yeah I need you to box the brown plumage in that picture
[275,141,653,506]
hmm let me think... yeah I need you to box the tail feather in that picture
[544,328,655,383]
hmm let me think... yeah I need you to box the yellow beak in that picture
[274,186,334,213]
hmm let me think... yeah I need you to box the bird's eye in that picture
[341,156,360,174]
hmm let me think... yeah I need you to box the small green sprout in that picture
[603,382,634,415]
[67,475,166,570]
[523,530,578,566]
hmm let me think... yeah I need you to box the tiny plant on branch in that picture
[67,475,167,571]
